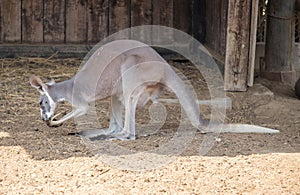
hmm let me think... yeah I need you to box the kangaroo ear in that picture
[29,75,48,93]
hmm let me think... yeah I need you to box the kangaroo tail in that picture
[163,66,279,134]
[164,68,206,127]
[208,124,279,133]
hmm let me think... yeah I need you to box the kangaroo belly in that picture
[136,83,164,107]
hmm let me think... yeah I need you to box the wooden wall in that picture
[205,0,228,57]
[0,0,207,44]
[0,0,230,61]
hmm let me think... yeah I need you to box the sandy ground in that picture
[0,58,299,194]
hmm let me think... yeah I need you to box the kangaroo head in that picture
[29,75,57,121]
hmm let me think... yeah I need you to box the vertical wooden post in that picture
[224,0,251,91]
[264,0,296,85]
[247,0,259,86]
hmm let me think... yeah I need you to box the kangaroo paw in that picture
[46,119,63,128]
[76,128,123,138]
[89,133,135,141]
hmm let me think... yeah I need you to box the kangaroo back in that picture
[73,40,167,102]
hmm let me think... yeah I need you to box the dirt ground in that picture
[0,58,299,194]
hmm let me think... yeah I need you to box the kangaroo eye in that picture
[45,101,48,104]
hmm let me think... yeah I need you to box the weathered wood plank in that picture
[152,0,173,44]
[191,0,206,43]
[66,0,87,43]
[205,0,213,48]
[173,0,191,34]
[87,0,109,43]
[22,0,44,43]
[109,0,130,37]
[0,0,21,43]
[219,0,228,56]
[205,0,227,57]
[205,0,221,54]
[131,0,152,42]
[153,0,173,26]
[224,0,251,91]
[44,0,65,43]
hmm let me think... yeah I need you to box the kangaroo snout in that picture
[42,116,51,121]
[40,111,53,122]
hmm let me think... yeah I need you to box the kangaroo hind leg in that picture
[78,95,124,139]
[89,89,139,141]
[89,56,141,140]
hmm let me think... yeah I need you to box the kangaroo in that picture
[29,40,279,140]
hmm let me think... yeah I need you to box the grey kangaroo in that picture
[30,40,279,140]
